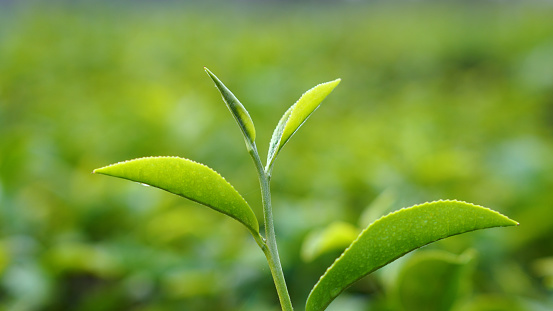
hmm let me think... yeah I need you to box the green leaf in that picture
[457,295,527,311]
[301,221,359,262]
[305,200,518,311]
[93,157,259,236]
[204,67,256,146]
[266,78,340,172]
[392,249,476,311]
[358,188,397,228]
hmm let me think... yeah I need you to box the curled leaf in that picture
[94,157,259,236]
[305,200,518,311]
[266,78,340,172]
[205,67,256,146]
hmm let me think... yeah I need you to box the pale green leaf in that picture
[301,221,359,262]
[358,188,397,228]
[93,157,259,235]
[205,67,256,146]
[305,200,518,311]
[266,78,340,172]
[534,257,553,289]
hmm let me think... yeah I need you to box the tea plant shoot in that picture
[94,68,518,311]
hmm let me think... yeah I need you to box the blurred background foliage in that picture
[1,1,552,310]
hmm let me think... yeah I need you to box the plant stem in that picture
[248,143,294,311]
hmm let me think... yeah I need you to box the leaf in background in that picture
[392,249,476,311]
[0,241,8,275]
[358,188,397,229]
[93,157,259,236]
[266,78,340,172]
[305,200,518,311]
[301,221,359,263]
[205,67,256,147]
[533,257,553,290]
[45,243,120,278]
[455,295,527,311]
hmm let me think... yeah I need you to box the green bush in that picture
[0,2,551,310]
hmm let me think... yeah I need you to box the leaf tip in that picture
[326,78,341,88]
[92,166,108,175]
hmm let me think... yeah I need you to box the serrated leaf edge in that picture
[94,156,213,175]
[281,79,341,149]
[93,156,260,235]
[306,199,518,310]
[266,79,340,173]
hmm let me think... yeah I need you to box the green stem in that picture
[248,143,294,311]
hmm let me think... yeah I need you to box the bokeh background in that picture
[1,1,552,310]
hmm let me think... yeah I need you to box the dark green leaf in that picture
[393,249,476,311]
[205,67,256,146]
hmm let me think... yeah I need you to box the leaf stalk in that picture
[249,143,294,311]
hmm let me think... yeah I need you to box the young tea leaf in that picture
[305,200,518,311]
[266,78,340,173]
[205,67,256,147]
[267,107,292,171]
[93,157,259,236]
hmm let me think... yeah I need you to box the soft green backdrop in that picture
[1,1,552,310]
